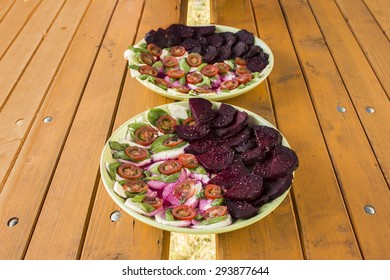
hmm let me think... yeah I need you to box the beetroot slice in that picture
[211,103,236,128]
[252,145,299,180]
[253,125,282,152]
[235,138,256,153]
[226,126,252,147]
[251,174,293,207]
[189,98,216,125]
[241,146,267,165]
[175,124,210,140]
[214,111,248,138]
[225,200,258,219]
[210,157,247,189]
[224,173,263,201]
[196,143,234,173]
[184,134,222,155]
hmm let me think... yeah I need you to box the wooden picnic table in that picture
[0,0,389,260]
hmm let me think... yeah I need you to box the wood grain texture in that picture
[0,0,90,192]
[81,0,187,260]
[211,0,303,260]
[281,0,390,259]
[22,0,145,260]
[362,0,390,40]
[0,0,114,260]
[0,0,65,108]
[0,0,42,58]
[334,0,390,99]
[0,0,15,22]
[308,0,390,189]
[252,0,362,259]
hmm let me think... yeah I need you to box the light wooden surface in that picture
[0,0,389,260]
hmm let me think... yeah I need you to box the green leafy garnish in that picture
[109,141,129,151]
[139,203,155,213]
[211,198,224,206]
[131,193,146,203]
[195,75,211,87]
[129,64,140,70]
[195,190,205,199]
[165,209,175,221]
[199,215,228,226]
[147,108,169,126]
[150,134,187,153]
[179,58,191,73]
[108,162,121,180]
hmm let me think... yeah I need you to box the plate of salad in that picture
[124,24,274,101]
[100,98,298,234]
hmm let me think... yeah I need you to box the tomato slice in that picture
[143,196,163,209]
[140,51,155,65]
[182,117,195,126]
[178,153,198,168]
[235,57,247,66]
[236,65,251,75]
[172,205,197,220]
[186,72,203,84]
[236,73,252,84]
[167,69,185,79]
[170,46,186,57]
[204,184,223,200]
[134,126,158,146]
[172,85,190,94]
[162,135,184,147]
[117,163,143,179]
[195,87,214,94]
[214,62,231,74]
[173,179,196,202]
[123,179,148,193]
[156,115,177,134]
[155,77,170,88]
[139,65,158,77]
[201,65,219,77]
[147,43,162,56]
[162,56,179,67]
[187,53,203,67]
[158,160,182,175]
[220,79,239,90]
[125,146,148,161]
[204,206,228,219]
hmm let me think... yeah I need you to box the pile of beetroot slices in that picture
[175,98,299,219]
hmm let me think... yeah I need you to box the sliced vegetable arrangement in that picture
[124,24,273,100]
[102,98,299,231]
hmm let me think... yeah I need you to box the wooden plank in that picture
[210,0,303,260]
[252,0,362,259]
[362,0,390,40]
[22,0,147,260]
[281,0,390,259]
[0,0,65,108]
[308,0,390,194]
[0,0,117,260]
[0,0,89,192]
[81,0,188,260]
[334,0,390,99]
[0,0,15,22]
[0,0,42,58]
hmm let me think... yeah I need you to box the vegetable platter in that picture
[124,24,274,101]
[100,98,298,234]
